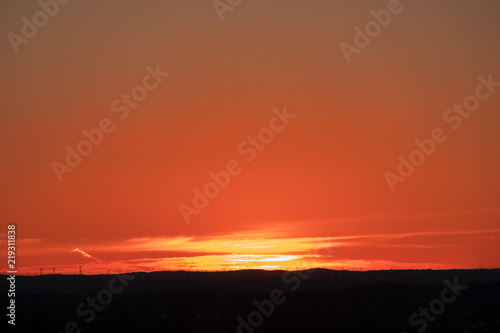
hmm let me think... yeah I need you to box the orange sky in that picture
[1,0,500,275]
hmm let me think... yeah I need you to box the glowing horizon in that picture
[6,210,500,275]
[1,0,500,277]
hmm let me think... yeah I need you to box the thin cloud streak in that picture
[71,248,99,261]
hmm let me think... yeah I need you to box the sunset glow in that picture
[1,0,500,277]
[6,209,500,275]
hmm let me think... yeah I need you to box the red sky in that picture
[1,0,500,275]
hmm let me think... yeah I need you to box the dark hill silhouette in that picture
[2,269,499,333]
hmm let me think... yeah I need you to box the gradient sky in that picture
[1,0,500,274]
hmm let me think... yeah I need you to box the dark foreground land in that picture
[2,269,500,333]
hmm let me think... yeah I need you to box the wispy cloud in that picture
[71,248,99,261]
